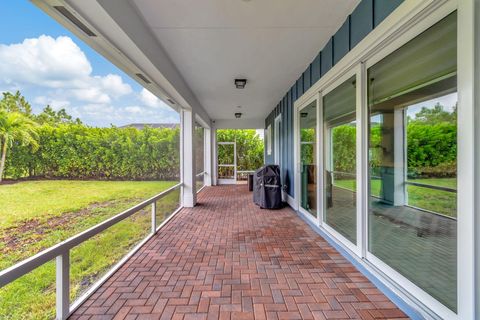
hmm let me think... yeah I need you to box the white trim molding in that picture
[457,0,477,319]
[474,0,480,317]
[286,195,298,210]
[274,114,282,166]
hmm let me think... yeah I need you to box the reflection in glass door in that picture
[367,12,457,312]
[323,76,357,244]
[299,100,317,217]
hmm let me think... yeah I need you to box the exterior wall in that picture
[264,0,404,198]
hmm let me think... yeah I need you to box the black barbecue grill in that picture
[253,165,283,209]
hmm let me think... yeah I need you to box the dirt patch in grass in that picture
[0,200,119,255]
[0,180,19,185]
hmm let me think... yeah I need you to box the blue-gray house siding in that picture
[264,0,404,198]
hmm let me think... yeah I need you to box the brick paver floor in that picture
[70,185,408,320]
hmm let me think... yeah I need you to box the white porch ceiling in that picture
[131,0,360,121]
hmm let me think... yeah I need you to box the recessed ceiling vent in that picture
[135,73,151,84]
[54,6,97,37]
[167,98,176,105]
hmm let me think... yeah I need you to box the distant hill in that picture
[120,123,179,130]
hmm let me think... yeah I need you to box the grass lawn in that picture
[334,178,457,217]
[0,180,180,320]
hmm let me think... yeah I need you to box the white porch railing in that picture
[237,170,255,181]
[0,182,182,320]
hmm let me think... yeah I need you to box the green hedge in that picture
[6,125,180,180]
[6,126,265,181]
[332,122,456,178]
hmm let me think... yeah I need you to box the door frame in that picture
[294,93,322,226]
[217,141,237,184]
[274,114,282,166]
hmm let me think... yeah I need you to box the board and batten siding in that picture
[264,0,404,197]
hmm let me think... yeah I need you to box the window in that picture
[274,115,282,165]
[367,12,457,311]
[266,124,272,155]
[299,100,317,217]
[323,76,357,244]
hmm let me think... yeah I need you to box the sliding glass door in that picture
[292,5,464,316]
[323,76,357,244]
[367,12,457,312]
[299,100,318,218]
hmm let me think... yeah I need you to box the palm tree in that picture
[0,111,39,182]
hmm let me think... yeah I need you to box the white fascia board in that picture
[476,0,480,316]
[32,0,211,125]
[213,118,265,130]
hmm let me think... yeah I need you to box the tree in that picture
[0,111,39,182]
[408,103,456,124]
[0,91,32,115]
[35,105,82,125]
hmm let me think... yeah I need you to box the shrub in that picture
[6,124,180,180]
[333,122,457,178]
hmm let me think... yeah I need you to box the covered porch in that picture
[70,185,406,320]
[0,0,478,319]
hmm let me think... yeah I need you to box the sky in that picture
[407,92,457,117]
[0,1,179,127]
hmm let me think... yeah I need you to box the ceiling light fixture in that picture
[235,112,242,118]
[234,78,247,89]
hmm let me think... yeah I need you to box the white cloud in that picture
[139,88,159,108]
[125,106,142,114]
[98,74,132,97]
[0,35,179,127]
[0,35,91,88]
[70,87,111,104]
[33,96,70,110]
[139,88,170,110]
[0,35,131,103]
[75,103,179,126]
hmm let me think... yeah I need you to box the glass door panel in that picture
[367,12,457,311]
[299,100,317,217]
[323,76,357,244]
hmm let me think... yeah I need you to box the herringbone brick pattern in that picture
[70,185,408,320]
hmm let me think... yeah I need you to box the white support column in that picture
[212,129,218,186]
[204,128,212,186]
[475,0,480,316]
[181,109,197,207]
[56,251,70,320]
